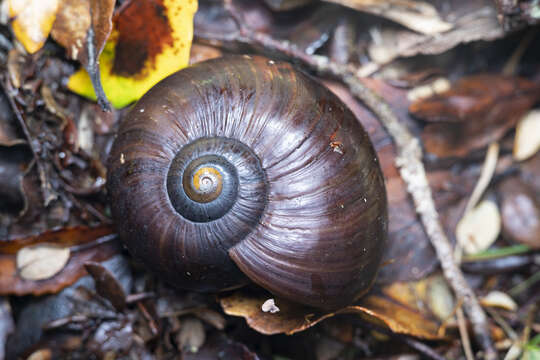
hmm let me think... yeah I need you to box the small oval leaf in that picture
[514,109,540,161]
[16,244,70,281]
[456,200,501,255]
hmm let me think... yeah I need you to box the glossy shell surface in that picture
[107,55,388,309]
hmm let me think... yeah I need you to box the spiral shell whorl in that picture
[107,55,388,308]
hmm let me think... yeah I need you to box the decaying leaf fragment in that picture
[498,178,540,249]
[410,75,540,158]
[8,0,60,54]
[323,0,452,35]
[51,0,115,110]
[220,282,444,339]
[0,226,119,295]
[84,261,127,311]
[68,0,198,108]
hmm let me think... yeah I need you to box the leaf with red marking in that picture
[68,0,198,108]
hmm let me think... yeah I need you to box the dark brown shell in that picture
[107,55,388,309]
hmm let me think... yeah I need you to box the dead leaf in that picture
[220,287,444,339]
[480,291,517,311]
[410,75,540,157]
[8,0,60,54]
[323,0,452,35]
[84,261,127,311]
[514,109,540,161]
[51,0,115,110]
[456,199,501,255]
[189,43,223,65]
[16,243,70,281]
[178,317,205,353]
[498,177,540,249]
[0,226,120,295]
[68,0,198,108]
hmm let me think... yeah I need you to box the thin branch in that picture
[457,306,475,360]
[3,80,58,206]
[217,2,497,359]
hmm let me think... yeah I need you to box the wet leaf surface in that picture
[0,226,120,295]
[410,75,540,158]
[323,0,453,35]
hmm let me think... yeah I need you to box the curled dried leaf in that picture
[220,289,443,339]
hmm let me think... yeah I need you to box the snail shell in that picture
[107,55,388,309]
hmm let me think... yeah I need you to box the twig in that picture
[217,3,497,359]
[457,306,475,360]
[463,142,500,214]
[3,80,57,206]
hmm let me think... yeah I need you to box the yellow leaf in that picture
[9,0,60,54]
[68,0,198,109]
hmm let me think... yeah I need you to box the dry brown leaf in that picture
[16,243,70,281]
[324,0,452,35]
[411,75,540,158]
[50,0,91,61]
[84,261,127,311]
[220,287,444,339]
[0,226,119,295]
[498,177,540,249]
[51,0,115,109]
